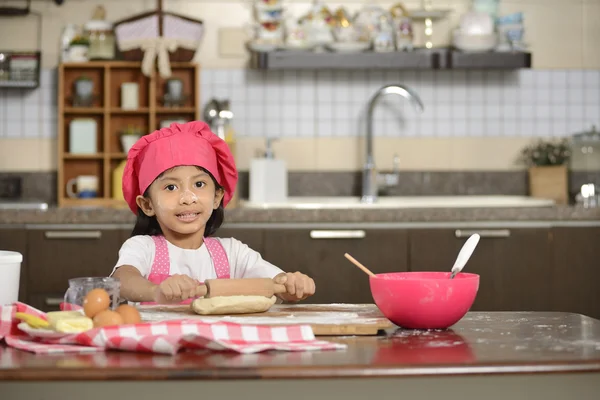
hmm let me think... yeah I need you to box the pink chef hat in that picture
[122,120,238,214]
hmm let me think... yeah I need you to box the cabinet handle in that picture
[310,230,366,239]
[45,297,63,306]
[455,229,510,238]
[44,231,102,239]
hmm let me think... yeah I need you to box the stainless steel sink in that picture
[241,196,556,209]
[0,201,49,210]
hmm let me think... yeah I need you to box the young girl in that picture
[111,120,315,304]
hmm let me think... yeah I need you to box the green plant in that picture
[70,35,90,46]
[120,125,143,136]
[520,138,572,167]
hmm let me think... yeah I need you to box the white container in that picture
[0,251,23,305]
[121,83,139,110]
[250,158,288,204]
[69,119,97,154]
[121,134,140,153]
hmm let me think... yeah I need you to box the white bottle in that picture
[249,138,288,204]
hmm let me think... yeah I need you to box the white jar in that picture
[84,20,115,60]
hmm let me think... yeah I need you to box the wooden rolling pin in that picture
[194,278,287,298]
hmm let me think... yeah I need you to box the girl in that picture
[111,121,315,304]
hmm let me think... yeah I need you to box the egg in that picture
[93,310,124,328]
[83,288,111,318]
[116,304,141,324]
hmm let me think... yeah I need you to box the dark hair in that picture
[130,167,225,238]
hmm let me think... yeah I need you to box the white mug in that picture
[67,175,99,198]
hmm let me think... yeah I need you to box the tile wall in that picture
[0,68,599,139]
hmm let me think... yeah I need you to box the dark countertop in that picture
[1,311,600,381]
[1,205,600,225]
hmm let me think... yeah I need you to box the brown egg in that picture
[83,288,110,318]
[115,304,141,324]
[93,310,124,328]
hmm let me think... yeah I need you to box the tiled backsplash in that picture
[0,68,599,139]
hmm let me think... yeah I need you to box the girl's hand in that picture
[274,272,316,302]
[153,274,203,304]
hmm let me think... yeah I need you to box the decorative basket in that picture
[113,8,204,77]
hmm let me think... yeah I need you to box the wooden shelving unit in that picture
[57,61,200,208]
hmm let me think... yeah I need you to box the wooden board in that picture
[138,303,394,336]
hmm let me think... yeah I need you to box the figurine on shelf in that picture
[162,78,188,108]
[71,76,96,107]
[390,2,414,51]
[247,0,285,52]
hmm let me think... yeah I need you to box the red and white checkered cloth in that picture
[0,302,346,355]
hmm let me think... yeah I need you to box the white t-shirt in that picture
[111,235,284,281]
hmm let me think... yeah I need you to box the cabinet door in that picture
[0,228,28,302]
[409,228,552,312]
[27,229,122,300]
[551,227,600,319]
[263,228,409,304]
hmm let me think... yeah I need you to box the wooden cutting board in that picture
[138,303,394,336]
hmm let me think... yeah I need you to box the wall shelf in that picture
[248,48,531,70]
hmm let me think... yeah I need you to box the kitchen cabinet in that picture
[263,228,409,304]
[550,227,600,319]
[0,229,28,303]
[408,228,553,312]
[26,228,123,311]
[214,227,264,256]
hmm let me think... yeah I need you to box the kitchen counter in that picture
[1,204,600,226]
[1,311,600,399]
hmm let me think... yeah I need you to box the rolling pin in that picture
[194,278,287,298]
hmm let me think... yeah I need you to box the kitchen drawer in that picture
[263,228,409,304]
[26,229,123,294]
[409,227,552,312]
[29,293,64,313]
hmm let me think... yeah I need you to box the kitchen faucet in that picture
[361,84,425,203]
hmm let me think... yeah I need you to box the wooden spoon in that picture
[344,253,376,277]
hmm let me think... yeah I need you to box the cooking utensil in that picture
[194,278,287,298]
[450,233,480,279]
[344,253,376,277]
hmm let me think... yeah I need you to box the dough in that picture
[191,295,277,315]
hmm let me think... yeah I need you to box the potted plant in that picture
[520,138,572,204]
[68,35,90,62]
[120,125,143,154]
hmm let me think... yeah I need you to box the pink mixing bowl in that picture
[369,271,480,329]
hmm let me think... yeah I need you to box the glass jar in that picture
[84,20,115,60]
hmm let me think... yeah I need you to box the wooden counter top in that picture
[1,311,600,381]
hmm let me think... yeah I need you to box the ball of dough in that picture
[191,295,277,315]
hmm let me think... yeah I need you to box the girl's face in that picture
[135,165,224,244]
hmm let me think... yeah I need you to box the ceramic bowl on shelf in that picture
[457,11,495,35]
[369,271,480,329]
[453,30,498,52]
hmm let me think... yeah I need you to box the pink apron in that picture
[141,235,230,305]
